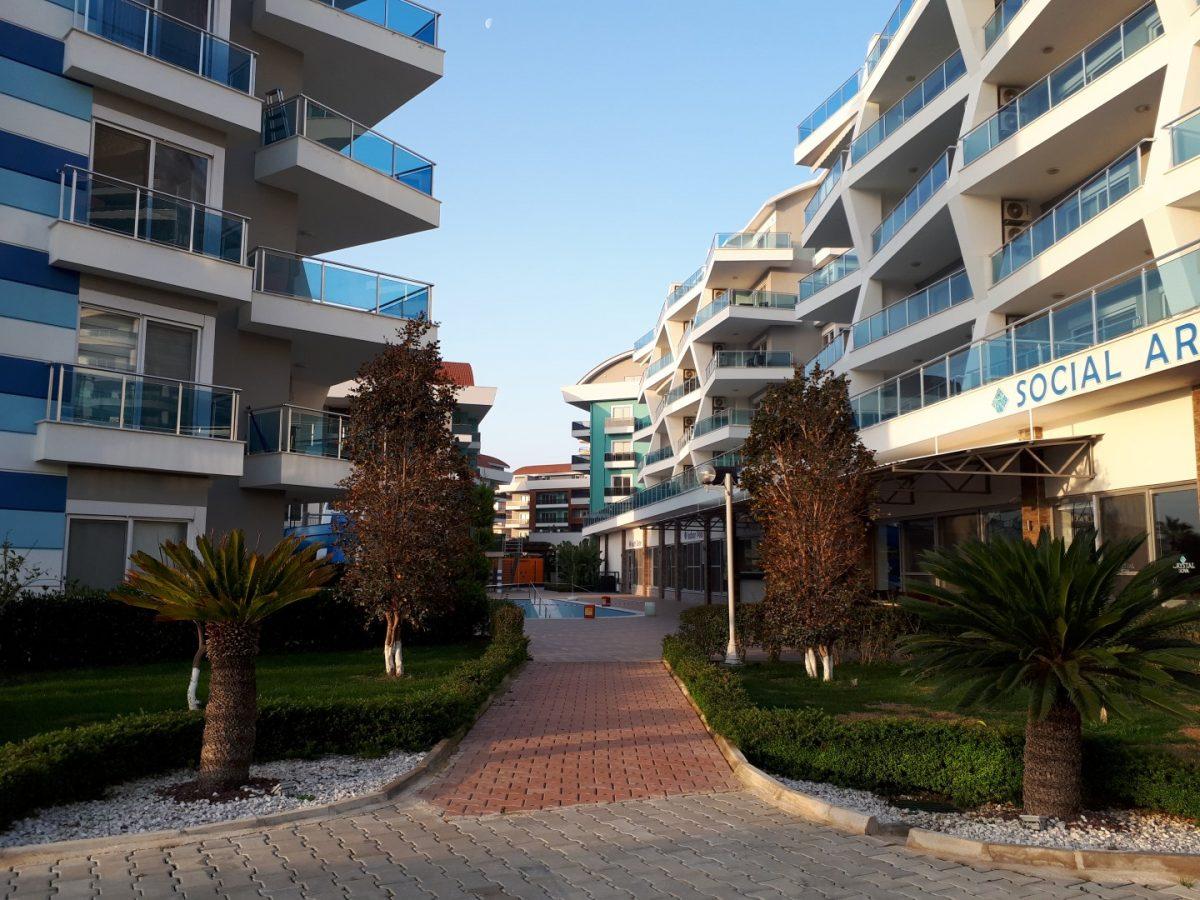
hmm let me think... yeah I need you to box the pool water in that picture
[516,598,639,619]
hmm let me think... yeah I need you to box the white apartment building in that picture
[1,0,444,586]
[497,464,591,545]
[586,0,1200,601]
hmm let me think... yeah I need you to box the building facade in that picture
[1,0,446,585]
[498,463,590,545]
[586,0,1200,601]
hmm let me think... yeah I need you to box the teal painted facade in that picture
[587,399,650,513]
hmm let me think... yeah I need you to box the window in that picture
[939,513,979,547]
[78,305,198,379]
[66,517,188,589]
[93,123,209,202]
[612,440,632,454]
[536,491,568,506]
[1054,496,1096,544]
[1100,493,1150,571]
[876,522,900,590]
[611,475,632,491]
[610,405,632,419]
[900,518,935,583]
[984,507,1022,543]
[1153,488,1200,562]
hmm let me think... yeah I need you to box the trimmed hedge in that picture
[0,603,528,828]
[664,634,1200,819]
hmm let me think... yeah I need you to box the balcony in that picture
[603,486,632,499]
[706,231,793,284]
[850,51,966,166]
[991,146,1143,284]
[571,453,590,472]
[35,363,243,476]
[50,166,251,303]
[983,0,1027,50]
[799,251,860,314]
[585,450,741,527]
[657,376,701,417]
[251,0,442,122]
[691,289,797,342]
[643,445,673,467]
[795,68,862,166]
[256,94,438,255]
[690,409,751,453]
[962,4,1163,167]
[705,351,793,396]
[850,241,1200,431]
[632,327,655,360]
[644,353,674,387]
[852,269,972,349]
[864,0,916,78]
[1169,108,1200,168]
[666,266,705,308]
[571,420,590,440]
[804,330,849,375]
[65,0,260,134]
[242,404,349,495]
[871,148,953,254]
[603,451,637,469]
[604,415,635,435]
[804,150,847,229]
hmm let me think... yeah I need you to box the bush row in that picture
[663,634,1200,819]
[0,604,528,828]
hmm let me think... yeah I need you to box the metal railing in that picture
[852,269,972,349]
[705,351,793,381]
[643,445,674,466]
[46,363,239,439]
[983,0,1027,50]
[851,51,966,164]
[962,3,1163,166]
[804,329,849,374]
[872,148,954,253]
[666,266,705,305]
[692,409,752,439]
[74,0,255,93]
[312,0,439,45]
[250,247,430,318]
[633,414,652,431]
[692,289,798,331]
[585,449,743,525]
[711,231,791,250]
[604,451,637,463]
[633,327,655,352]
[262,94,435,195]
[246,404,346,458]
[805,150,847,223]
[571,420,588,432]
[991,145,1144,283]
[645,354,674,380]
[797,68,862,142]
[1166,106,1200,167]
[864,0,915,76]
[59,165,248,264]
[799,251,859,300]
[659,377,700,415]
[849,239,1200,430]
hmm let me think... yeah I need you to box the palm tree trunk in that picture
[198,622,260,790]
[1023,699,1082,819]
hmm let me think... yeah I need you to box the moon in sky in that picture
[484,17,493,29]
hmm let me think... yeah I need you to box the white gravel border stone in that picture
[0,749,425,848]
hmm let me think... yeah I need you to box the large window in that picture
[1054,497,1096,544]
[1099,493,1151,571]
[984,507,1022,543]
[78,305,199,379]
[66,517,187,589]
[536,491,568,506]
[1153,488,1200,562]
[900,518,936,584]
[93,122,209,203]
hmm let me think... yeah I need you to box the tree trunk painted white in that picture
[392,635,404,677]
[384,640,396,675]
[819,645,833,682]
[804,647,818,678]
[187,666,202,710]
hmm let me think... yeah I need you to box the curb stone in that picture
[661,657,1200,886]
[0,657,528,865]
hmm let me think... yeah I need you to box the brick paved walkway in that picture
[424,662,738,815]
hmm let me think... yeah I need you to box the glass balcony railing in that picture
[851,269,972,348]
[585,450,743,525]
[571,420,588,432]
[962,3,1163,166]
[246,404,346,458]
[46,363,238,439]
[865,0,916,76]
[645,354,674,380]
[992,146,1143,283]
[711,232,791,250]
[251,247,431,318]
[658,377,701,417]
[58,166,247,264]
[983,0,1027,50]
[797,68,863,143]
[849,240,1200,430]
[667,266,705,305]
[805,151,847,223]
[262,95,435,195]
[692,289,798,330]
[799,252,859,300]
[851,51,966,164]
[706,350,793,381]
[644,446,674,466]
[692,409,752,439]
[311,0,440,45]
[804,330,849,375]
[75,0,256,93]
[633,327,655,352]
[871,148,954,253]
[1167,106,1200,166]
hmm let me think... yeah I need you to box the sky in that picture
[334,0,896,470]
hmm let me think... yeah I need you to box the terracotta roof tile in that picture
[513,463,573,475]
[440,361,475,387]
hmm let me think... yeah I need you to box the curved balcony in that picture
[690,409,752,453]
[871,148,953,255]
[850,51,966,165]
[644,353,674,388]
[242,403,349,495]
[804,150,847,227]
[666,266,705,308]
[851,269,972,349]
[705,351,792,383]
[690,289,797,343]
[797,68,862,144]
[864,0,916,78]
[799,252,859,301]
[585,450,742,527]
[632,327,655,359]
[983,0,1028,50]
[962,3,1162,167]
[656,376,701,418]
[804,330,849,375]
[643,445,674,466]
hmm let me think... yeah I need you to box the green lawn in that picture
[738,660,1195,750]
[0,643,486,745]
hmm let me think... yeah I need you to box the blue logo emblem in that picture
[992,389,1009,413]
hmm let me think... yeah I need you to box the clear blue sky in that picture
[335,0,895,470]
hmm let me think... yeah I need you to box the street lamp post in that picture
[699,463,740,666]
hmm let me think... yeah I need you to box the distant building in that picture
[497,464,590,544]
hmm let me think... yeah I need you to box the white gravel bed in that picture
[0,749,424,849]
[776,775,1200,855]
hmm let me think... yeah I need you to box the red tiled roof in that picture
[440,361,475,387]
[513,463,573,475]
[477,454,509,470]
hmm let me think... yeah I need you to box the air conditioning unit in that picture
[1001,198,1032,243]
[712,343,725,353]
[683,368,696,381]
[683,416,695,428]
[997,85,1022,107]
[712,397,728,412]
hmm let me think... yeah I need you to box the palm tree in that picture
[111,531,334,790]
[900,530,1200,820]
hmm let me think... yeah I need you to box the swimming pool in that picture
[515,598,639,619]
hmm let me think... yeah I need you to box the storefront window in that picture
[1153,488,1200,563]
[901,518,935,583]
[1054,497,1096,545]
[984,507,1022,543]
[1099,493,1150,571]
[939,513,979,548]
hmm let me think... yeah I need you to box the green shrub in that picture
[0,606,527,828]
[664,633,1200,819]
